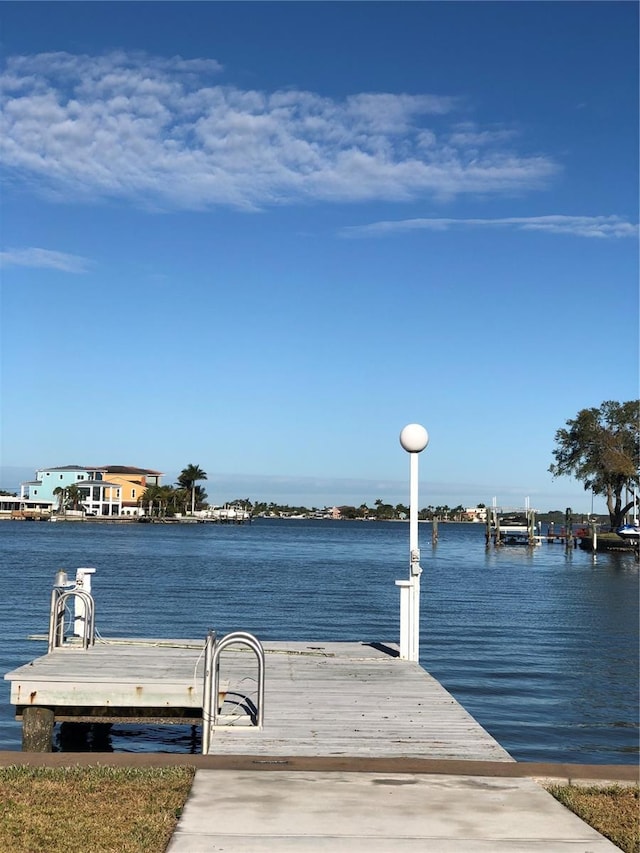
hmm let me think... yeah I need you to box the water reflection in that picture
[56,722,113,752]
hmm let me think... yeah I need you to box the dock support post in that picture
[22,707,54,752]
[565,508,573,552]
[395,580,412,659]
[432,517,438,544]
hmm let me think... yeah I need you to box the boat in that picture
[616,523,640,540]
[499,514,529,529]
[195,505,251,524]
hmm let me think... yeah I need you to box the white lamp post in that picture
[396,423,429,661]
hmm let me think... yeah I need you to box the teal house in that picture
[20,465,122,516]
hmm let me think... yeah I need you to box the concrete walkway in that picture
[166,769,622,852]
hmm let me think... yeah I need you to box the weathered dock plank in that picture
[209,643,512,761]
[5,639,512,761]
[5,639,207,713]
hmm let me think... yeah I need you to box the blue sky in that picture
[1,1,637,511]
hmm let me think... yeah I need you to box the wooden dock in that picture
[209,641,512,761]
[5,639,512,761]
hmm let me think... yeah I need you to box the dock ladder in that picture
[202,629,265,754]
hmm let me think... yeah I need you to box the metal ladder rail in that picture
[201,629,216,753]
[49,587,71,652]
[48,589,95,651]
[48,589,95,652]
[213,632,265,728]
[202,630,265,754]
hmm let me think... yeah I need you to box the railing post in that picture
[201,629,216,755]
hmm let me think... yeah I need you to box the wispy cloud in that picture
[341,215,638,239]
[0,50,558,211]
[0,247,91,272]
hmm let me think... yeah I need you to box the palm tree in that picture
[141,484,164,517]
[53,486,66,514]
[172,487,190,515]
[65,484,84,512]
[176,464,208,515]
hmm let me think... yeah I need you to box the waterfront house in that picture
[21,465,105,506]
[99,466,164,515]
[0,494,55,519]
[465,506,488,522]
[19,464,164,517]
[20,465,122,517]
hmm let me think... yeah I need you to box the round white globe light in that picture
[399,423,429,453]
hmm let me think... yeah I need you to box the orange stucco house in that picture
[100,466,164,515]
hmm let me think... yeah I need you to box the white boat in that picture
[616,523,640,540]
[196,505,251,524]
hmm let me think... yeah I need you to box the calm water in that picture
[0,519,638,763]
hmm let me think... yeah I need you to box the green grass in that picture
[548,784,639,853]
[0,765,195,853]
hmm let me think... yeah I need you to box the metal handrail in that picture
[202,630,265,754]
[201,629,216,752]
[48,589,95,652]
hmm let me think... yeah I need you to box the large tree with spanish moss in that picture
[549,400,639,530]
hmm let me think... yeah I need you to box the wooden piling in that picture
[22,706,54,752]
[432,517,438,544]
[565,508,573,552]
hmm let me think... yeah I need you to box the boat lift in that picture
[486,499,539,547]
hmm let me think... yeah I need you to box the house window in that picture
[59,475,63,479]
[132,488,136,499]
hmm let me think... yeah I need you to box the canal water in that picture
[0,519,637,763]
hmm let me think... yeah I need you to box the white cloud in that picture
[0,50,559,211]
[0,247,91,272]
[342,215,638,239]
